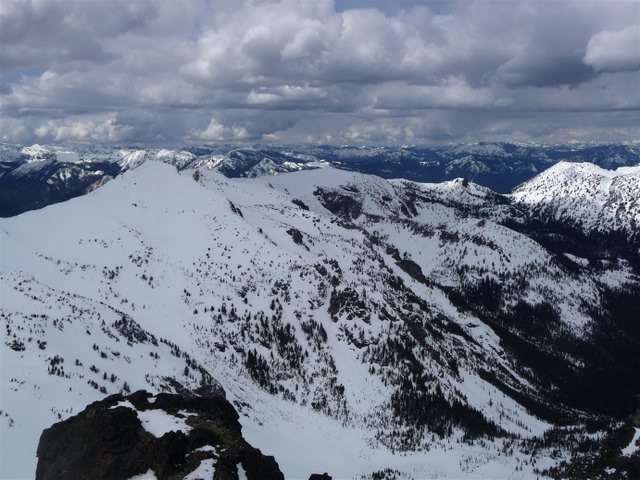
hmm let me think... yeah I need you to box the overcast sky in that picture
[1,0,639,145]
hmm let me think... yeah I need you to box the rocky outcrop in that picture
[328,287,368,322]
[395,259,430,286]
[291,198,310,211]
[36,390,284,480]
[286,227,309,250]
[314,187,362,220]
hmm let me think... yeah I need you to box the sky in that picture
[0,0,639,145]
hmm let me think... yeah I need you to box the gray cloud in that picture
[0,0,158,69]
[584,25,640,73]
[0,0,638,145]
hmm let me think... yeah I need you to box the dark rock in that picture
[396,259,430,286]
[314,187,362,220]
[36,390,284,480]
[229,200,244,218]
[292,198,309,210]
[385,245,401,261]
[309,474,332,480]
[314,263,328,277]
[286,228,308,250]
[328,287,368,322]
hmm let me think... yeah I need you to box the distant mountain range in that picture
[1,142,639,217]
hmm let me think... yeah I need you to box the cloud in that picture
[584,25,640,73]
[190,112,299,142]
[0,0,638,145]
[0,0,158,69]
[0,116,31,143]
[372,76,512,110]
[192,118,250,142]
[33,114,133,143]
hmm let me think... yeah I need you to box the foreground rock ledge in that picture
[36,390,285,480]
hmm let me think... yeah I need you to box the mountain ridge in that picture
[2,142,639,217]
[512,161,640,239]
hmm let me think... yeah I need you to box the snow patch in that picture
[622,427,640,456]
[137,409,193,438]
[195,445,218,453]
[108,400,194,438]
[110,400,136,410]
[128,469,158,480]
[237,463,248,480]
[185,459,216,479]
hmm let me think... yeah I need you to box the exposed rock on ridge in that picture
[36,390,284,480]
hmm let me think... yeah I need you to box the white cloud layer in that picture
[0,0,639,144]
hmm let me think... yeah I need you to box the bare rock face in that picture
[314,187,362,220]
[36,390,284,480]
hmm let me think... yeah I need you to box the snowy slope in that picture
[512,162,640,236]
[2,162,639,479]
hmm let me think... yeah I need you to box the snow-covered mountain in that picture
[0,144,327,216]
[512,161,640,239]
[2,142,640,217]
[2,160,639,479]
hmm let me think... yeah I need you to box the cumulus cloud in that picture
[0,0,638,145]
[192,118,250,142]
[33,114,133,143]
[584,25,640,73]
